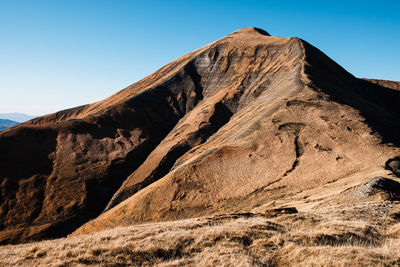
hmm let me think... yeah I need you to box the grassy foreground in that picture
[1,203,400,266]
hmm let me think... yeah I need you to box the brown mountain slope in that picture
[72,31,400,235]
[1,27,399,245]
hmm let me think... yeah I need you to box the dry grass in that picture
[1,203,400,267]
[2,178,400,266]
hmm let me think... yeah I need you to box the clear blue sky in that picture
[0,0,399,115]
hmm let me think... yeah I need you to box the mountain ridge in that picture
[0,113,37,123]
[0,119,19,131]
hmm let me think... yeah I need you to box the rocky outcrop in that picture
[359,176,400,196]
[386,156,400,177]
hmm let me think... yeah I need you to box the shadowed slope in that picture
[0,65,203,243]
[301,40,400,146]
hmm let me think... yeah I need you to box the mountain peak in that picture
[229,27,270,37]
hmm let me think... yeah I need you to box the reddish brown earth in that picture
[1,27,399,244]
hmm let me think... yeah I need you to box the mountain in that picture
[0,113,37,122]
[0,119,18,131]
[0,113,37,123]
[0,27,399,261]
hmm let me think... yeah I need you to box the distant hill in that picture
[0,119,18,131]
[0,113,37,123]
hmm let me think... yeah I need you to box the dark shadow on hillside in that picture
[301,40,400,147]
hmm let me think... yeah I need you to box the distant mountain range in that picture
[0,113,37,123]
[0,119,19,131]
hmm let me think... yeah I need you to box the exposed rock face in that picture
[359,176,400,196]
[386,156,400,177]
[1,27,400,243]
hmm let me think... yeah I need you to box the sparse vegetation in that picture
[2,203,400,266]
